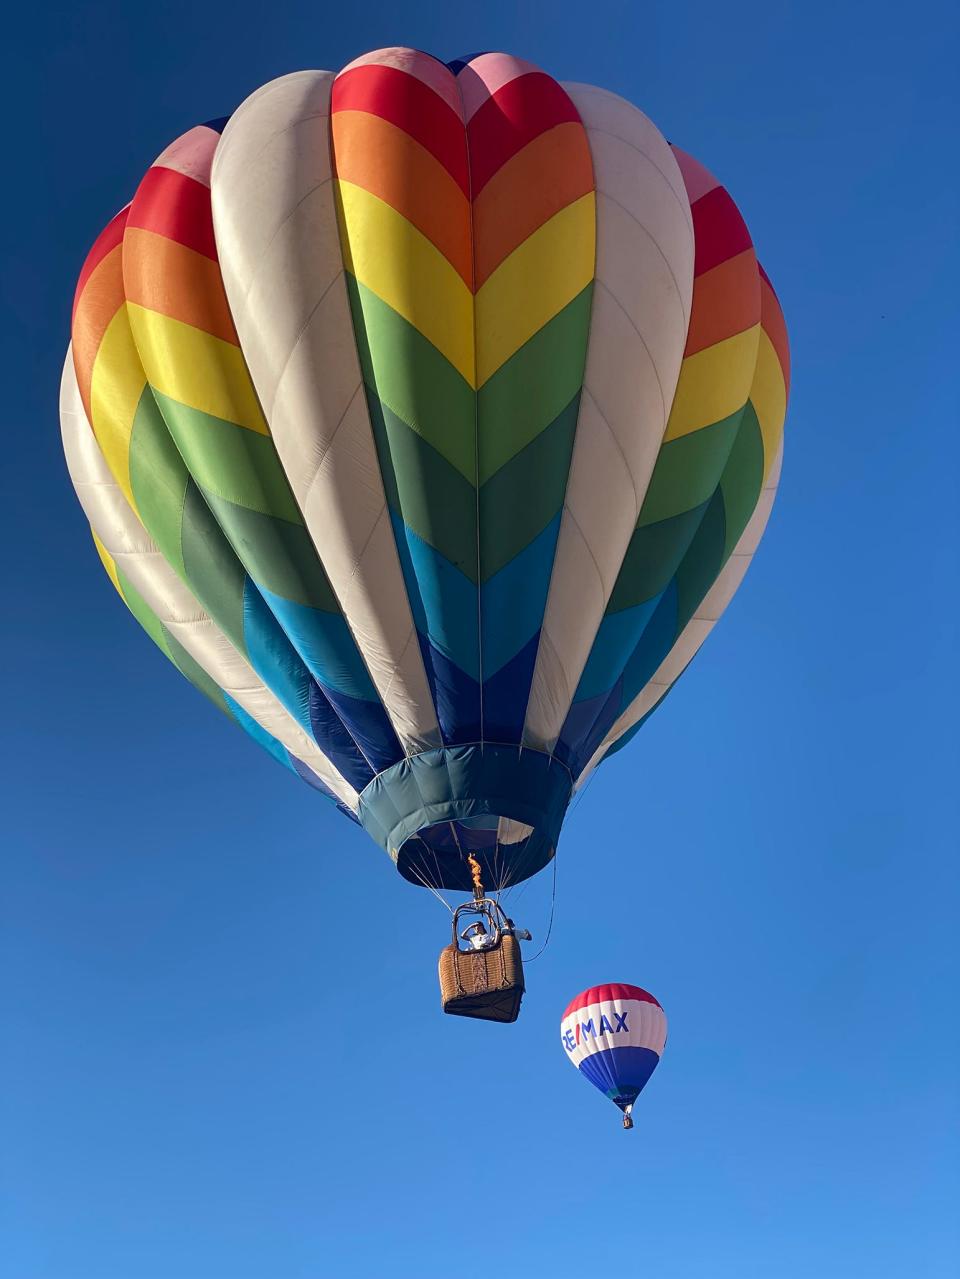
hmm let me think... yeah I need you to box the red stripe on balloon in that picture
[125,166,218,260]
[332,64,469,197]
[691,185,753,278]
[73,207,127,325]
[71,208,131,417]
[562,984,662,1019]
[466,71,581,196]
[759,267,791,395]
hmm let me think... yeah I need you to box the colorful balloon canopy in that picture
[61,48,789,893]
[561,983,667,1121]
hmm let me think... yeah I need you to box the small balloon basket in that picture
[439,899,525,1024]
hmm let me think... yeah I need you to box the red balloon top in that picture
[562,983,662,1019]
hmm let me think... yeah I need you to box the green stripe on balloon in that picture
[477,286,592,483]
[115,566,230,716]
[115,565,168,651]
[178,482,249,648]
[150,392,304,522]
[128,386,189,580]
[607,502,710,614]
[199,494,339,612]
[479,392,579,581]
[674,489,727,626]
[161,627,232,715]
[602,394,768,712]
[128,383,250,655]
[599,407,748,619]
[636,408,745,529]
[346,276,475,481]
[368,392,478,580]
[719,401,764,560]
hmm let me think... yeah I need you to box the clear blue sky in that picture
[2,2,957,1276]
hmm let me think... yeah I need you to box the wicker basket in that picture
[439,902,525,1023]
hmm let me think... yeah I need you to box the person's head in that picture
[465,922,485,936]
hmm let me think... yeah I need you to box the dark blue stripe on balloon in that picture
[319,681,404,775]
[578,1045,660,1108]
[600,685,678,765]
[552,683,617,774]
[480,630,543,743]
[557,580,681,776]
[417,631,481,745]
[616,579,681,709]
[414,627,546,749]
[243,578,385,784]
[288,754,360,822]
[307,683,375,791]
[242,579,313,733]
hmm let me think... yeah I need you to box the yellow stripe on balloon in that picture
[664,325,761,442]
[335,179,475,386]
[474,193,595,387]
[89,308,147,514]
[92,529,122,597]
[750,328,787,484]
[126,303,269,435]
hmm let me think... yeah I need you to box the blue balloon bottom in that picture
[578,1046,660,1111]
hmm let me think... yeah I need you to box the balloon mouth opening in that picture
[395,815,555,892]
[356,743,573,892]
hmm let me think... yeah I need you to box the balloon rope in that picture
[523,850,558,963]
[409,837,453,913]
[407,859,453,914]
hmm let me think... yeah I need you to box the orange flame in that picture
[466,853,484,901]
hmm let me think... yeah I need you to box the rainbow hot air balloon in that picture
[61,49,789,976]
[561,984,667,1127]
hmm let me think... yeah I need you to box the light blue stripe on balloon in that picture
[390,512,480,681]
[573,591,667,702]
[616,580,680,712]
[223,693,296,773]
[241,579,313,734]
[481,515,560,677]
[257,586,378,702]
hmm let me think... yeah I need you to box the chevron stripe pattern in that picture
[554,148,784,776]
[331,51,595,744]
[61,48,789,892]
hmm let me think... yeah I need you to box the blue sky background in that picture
[2,2,957,1275]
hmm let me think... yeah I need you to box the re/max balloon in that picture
[61,49,789,895]
[561,984,667,1127]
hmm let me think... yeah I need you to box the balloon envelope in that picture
[561,983,667,1114]
[62,48,789,893]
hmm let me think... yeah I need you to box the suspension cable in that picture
[523,848,558,963]
[408,837,454,913]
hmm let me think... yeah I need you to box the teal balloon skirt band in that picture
[357,744,574,891]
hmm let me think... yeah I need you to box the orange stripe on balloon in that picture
[72,242,126,419]
[331,109,472,286]
[73,207,127,326]
[125,165,218,260]
[332,64,469,197]
[759,269,790,395]
[122,226,238,344]
[472,122,594,289]
[684,248,760,357]
[466,71,581,196]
